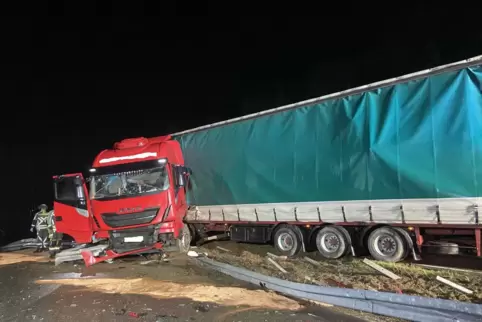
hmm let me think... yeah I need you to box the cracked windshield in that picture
[90,166,169,199]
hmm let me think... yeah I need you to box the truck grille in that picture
[101,208,159,228]
[109,225,157,253]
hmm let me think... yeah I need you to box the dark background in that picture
[1,3,482,243]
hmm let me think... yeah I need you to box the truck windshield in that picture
[90,166,169,200]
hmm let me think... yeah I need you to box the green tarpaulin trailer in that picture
[174,55,482,261]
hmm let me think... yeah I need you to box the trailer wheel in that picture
[177,225,192,253]
[367,227,407,262]
[315,226,350,259]
[273,225,302,257]
[392,227,413,260]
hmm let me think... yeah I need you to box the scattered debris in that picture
[115,308,127,316]
[414,263,482,275]
[155,313,178,321]
[303,257,321,266]
[436,276,473,295]
[362,258,400,280]
[194,303,210,312]
[187,251,199,257]
[54,244,108,266]
[267,257,288,273]
[304,275,328,286]
[325,278,347,288]
[266,252,288,260]
[128,311,147,318]
[216,246,231,252]
[140,260,159,265]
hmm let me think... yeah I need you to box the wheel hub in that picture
[375,235,397,256]
[179,227,191,251]
[277,233,294,251]
[320,232,340,253]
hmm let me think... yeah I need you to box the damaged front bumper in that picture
[55,224,180,267]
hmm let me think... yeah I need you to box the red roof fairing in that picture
[92,135,184,167]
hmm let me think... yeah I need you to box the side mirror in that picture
[177,168,185,187]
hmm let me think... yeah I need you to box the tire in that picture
[367,227,407,262]
[177,224,192,253]
[392,227,413,261]
[315,226,350,259]
[273,225,303,257]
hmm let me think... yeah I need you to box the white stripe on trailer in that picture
[172,55,482,136]
[186,197,480,225]
[99,152,158,164]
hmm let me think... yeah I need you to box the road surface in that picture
[0,250,385,322]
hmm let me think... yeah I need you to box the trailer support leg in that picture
[414,227,423,254]
[196,232,230,247]
[475,228,481,257]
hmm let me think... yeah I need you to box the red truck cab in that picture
[52,136,192,263]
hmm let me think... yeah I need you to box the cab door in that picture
[53,173,93,243]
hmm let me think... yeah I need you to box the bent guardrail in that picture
[197,257,482,322]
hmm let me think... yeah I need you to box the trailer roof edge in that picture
[172,55,482,137]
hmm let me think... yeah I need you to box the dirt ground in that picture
[0,250,389,322]
[200,241,482,303]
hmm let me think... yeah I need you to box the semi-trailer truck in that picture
[53,55,482,266]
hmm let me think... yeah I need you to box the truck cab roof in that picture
[92,135,184,168]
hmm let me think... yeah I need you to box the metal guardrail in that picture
[0,238,39,251]
[197,257,482,322]
[0,239,75,252]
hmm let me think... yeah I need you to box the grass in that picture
[201,246,482,304]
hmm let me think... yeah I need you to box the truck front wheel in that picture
[273,225,302,257]
[177,225,192,253]
[367,227,407,262]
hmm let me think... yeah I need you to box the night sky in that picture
[2,3,482,243]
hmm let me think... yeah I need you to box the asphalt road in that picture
[0,251,372,322]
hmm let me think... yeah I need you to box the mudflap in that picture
[80,242,164,267]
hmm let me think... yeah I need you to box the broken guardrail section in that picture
[196,257,482,322]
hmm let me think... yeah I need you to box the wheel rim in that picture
[180,228,191,251]
[277,232,294,251]
[320,232,340,253]
[373,234,397,257]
